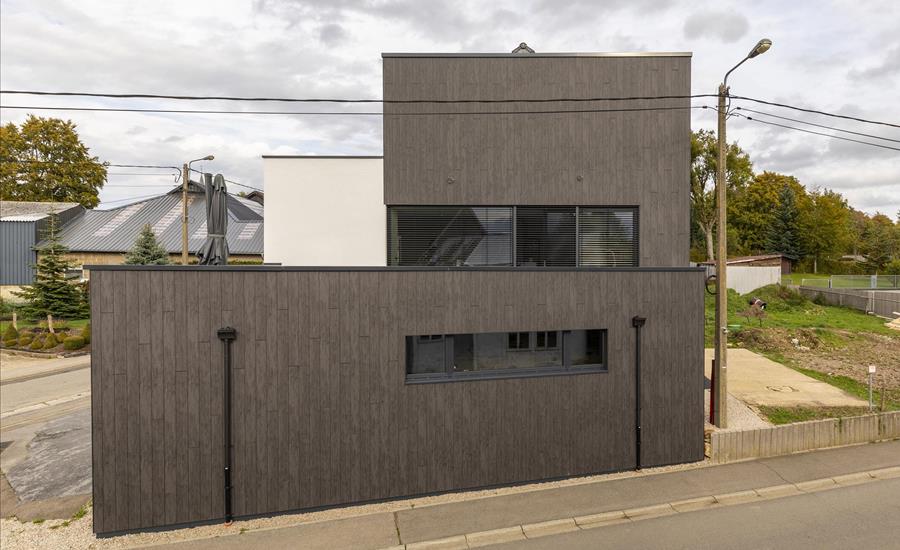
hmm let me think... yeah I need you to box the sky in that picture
[1,0,898,215]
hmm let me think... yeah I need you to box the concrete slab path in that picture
[704,348,866,408]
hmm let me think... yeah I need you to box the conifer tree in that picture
[766,184,802,259]
[124,224,170,265]
[13,214,88,321]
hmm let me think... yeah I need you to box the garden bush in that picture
[2,323,18,341]
[18,335,32,347]
[43,333,58,349]
[63,336,86,351]
[29,337,44,350]
[3,339,16,348]
[81,323,91,344]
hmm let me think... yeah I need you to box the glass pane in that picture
[579,208,637,267]
[547,331,558,348]
[516,207,576,267]
[536,331,546,348]
[451,333,475,372]
[568,329,606,366]
[406,335,445,374]
[388,206,513,266]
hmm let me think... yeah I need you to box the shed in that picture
[0,201,84,286]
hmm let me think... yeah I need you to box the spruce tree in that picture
[766,184,802,259]
[13,214,88,320]
[124,224,171,265]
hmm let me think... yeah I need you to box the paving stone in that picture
[755,483,802,500]
[670,495,718,512]
[795,478,837,492]
[714,490,759,506]
[623,503,676,520]
[574,510,630,529]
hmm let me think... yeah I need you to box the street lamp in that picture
[713,39,772,428]
[182,155,215,264]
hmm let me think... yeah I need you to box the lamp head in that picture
[748,38,772,58]
[203,155,215,161]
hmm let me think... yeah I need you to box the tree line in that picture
[691,130,900,274]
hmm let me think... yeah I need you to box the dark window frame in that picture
[405,328,608,384]
[387,205,639,268]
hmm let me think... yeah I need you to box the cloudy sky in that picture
[1,0,898,215]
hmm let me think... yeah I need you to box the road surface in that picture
[493,477,900,550]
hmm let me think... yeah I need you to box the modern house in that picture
[90,49,705,534]
[0,200,84,294]
[54,182,264,275]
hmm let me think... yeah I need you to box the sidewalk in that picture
[155,439,900,549]
[0,353,90,385]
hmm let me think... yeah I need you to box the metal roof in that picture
[0,200,82,220]
[1,214,48,222]
[49,186,263,255]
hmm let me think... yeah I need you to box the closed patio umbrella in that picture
[197,173,229,265]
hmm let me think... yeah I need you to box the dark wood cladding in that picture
[383,55,692,267]
[91,268,704,534]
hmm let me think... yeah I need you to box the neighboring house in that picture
[700,253,795,275]
[91,49,706,534]
[49,181,264,276]
[0,201,84,295]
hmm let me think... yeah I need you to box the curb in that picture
[387,465,899,549]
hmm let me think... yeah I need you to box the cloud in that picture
[318,23,348,45]
[683,10,749,43]
[848,45,900,81]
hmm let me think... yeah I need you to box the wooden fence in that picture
[709,411,900,464]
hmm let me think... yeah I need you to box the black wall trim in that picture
[632,316,646,470]
[87,265,703,273]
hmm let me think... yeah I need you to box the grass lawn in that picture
[1,318,90,334]
[780,272,830,286]
[704,284,895,347]
[757,405,873,425]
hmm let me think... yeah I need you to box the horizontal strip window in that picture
[406,329,607,383]
[387,206,637,267]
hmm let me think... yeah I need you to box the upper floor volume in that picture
[264,47,693,268]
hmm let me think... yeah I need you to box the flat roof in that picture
[86,265,704,273]
[262,155,383,159]
[382,52,692,58]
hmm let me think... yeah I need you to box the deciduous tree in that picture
[0,115,107,207]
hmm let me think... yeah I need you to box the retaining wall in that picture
[710,411,900,464]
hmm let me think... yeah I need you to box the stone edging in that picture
[388,466,900,549]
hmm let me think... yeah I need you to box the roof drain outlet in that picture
[217,326,237,524]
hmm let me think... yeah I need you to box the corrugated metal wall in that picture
[0,220,38,285]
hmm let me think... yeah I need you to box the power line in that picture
[0,104,705,116]
[99,192,164,206]
[734,107,900,143]
[730,95,900,129]
[733,113,900,152]
[0,89,717,104]
[189,168,262,192]
[1,158,180,170]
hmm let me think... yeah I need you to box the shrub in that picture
[81,323,91,345]
[2,323,18,341]
[30,337,44,350]
[43,333,59,349]
[3,339,17,348]
[18,335,33,347]
[63,336,86,350]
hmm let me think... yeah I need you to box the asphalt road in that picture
[494,477,900,550]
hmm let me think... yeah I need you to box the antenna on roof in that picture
[511,42,535,54]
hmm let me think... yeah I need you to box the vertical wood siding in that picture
[91,267,704,533]
[382,56,692,267]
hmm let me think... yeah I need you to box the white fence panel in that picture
[726,266,781,295]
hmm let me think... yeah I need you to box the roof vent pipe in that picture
[511,42,535,54]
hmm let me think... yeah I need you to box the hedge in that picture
[43,333,59,349]
[81,323,91,345]
[2,324,17,341]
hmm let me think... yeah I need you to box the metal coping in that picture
[86,265,704,273]
[261,155,383,159]
[382,52,692,58]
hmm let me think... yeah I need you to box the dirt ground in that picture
[733,327,900,395]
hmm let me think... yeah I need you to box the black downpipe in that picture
[632,316,646,470]
[217,327,237,523]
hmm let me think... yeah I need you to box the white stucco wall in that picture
[263,156,385,266]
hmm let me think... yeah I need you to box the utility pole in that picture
[714,82,728,428]
[713,38,772,428]
[182,162,190,265]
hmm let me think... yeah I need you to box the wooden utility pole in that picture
[182,162,189,264]
[713,83,728,428]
